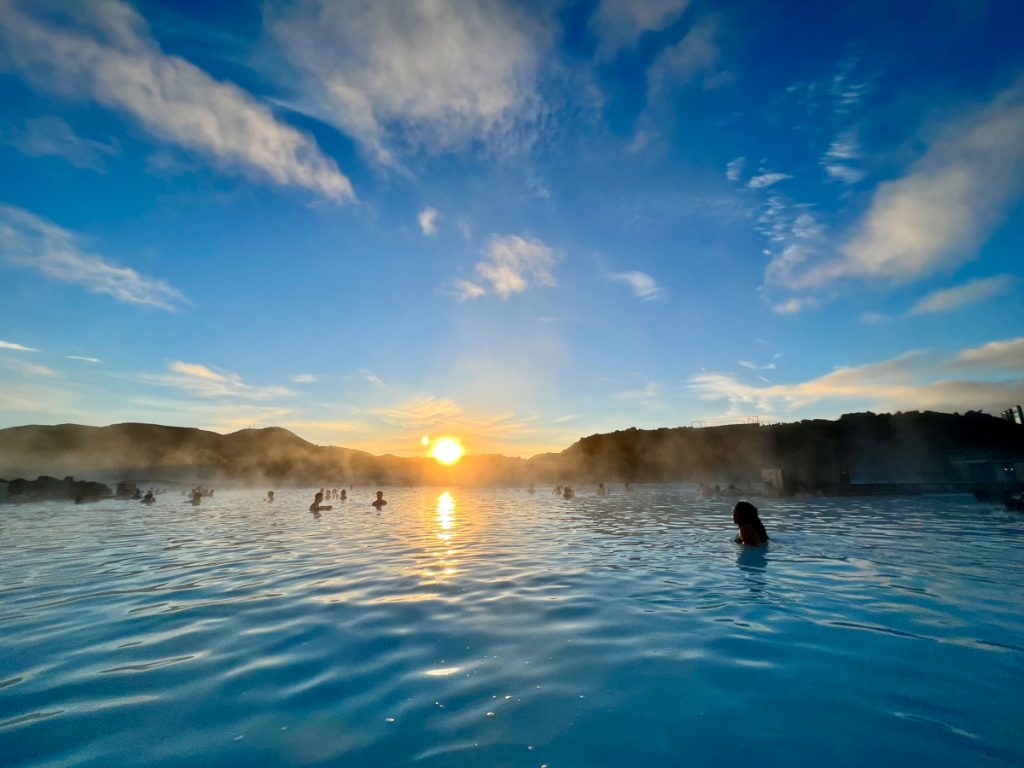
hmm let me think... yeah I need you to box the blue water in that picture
[1,487,1023,767]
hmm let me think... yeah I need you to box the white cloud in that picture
[2,358,57,377]
[738,360,776,370]
[747,172,792,189]
[725,156,745,182]
[954,336,1024,372]
[0,339,38,352]
[646,19,722,97]
[370,395,462,428]
[908,274,1017,316]
[0,205,186,310]
[290,373,321,383]
[269,0,548,167]
[0,0,352,200]
[690,339,1024,417]
[772,296,820,315]
[418,207,439,237]
[456,234,557,300]
[591,0,691,59]
[823,164,867,184]
[783,80,1024,291]
[4,116,118,171]
[66,355,101,363]
[821,130,866,184]
[609,271,667,301]
[142,361,294,400]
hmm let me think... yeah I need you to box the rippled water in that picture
[1,486,1023,767]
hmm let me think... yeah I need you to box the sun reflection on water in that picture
[419,491,461,585]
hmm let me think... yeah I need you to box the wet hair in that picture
[733,500,769,541]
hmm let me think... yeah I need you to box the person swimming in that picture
[596,482,607,496]
[309,492,332,513]
[371,491,387,510]
[732,500,769,546]
[190,488,202,505]
[340,489,347,501]
[265,490,275,503]
[141,490,156,505]
[562,486,575,499]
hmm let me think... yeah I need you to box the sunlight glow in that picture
[430,437,464,465]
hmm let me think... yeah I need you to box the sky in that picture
[1,0,1023,457]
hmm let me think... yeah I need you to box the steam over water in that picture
[1,487,1022,766]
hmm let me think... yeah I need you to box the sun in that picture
[430,437,464,466]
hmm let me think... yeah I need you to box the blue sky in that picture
[1,0,1023,456]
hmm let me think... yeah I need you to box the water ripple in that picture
[1,486,1022,766]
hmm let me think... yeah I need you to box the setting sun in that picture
[430,437,464,465]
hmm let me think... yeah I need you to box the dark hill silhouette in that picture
[548,411,1024,489]
[1,411,1021,489]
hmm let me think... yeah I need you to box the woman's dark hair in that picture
[733,500,769,541]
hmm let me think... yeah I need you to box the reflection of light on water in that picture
[437,492,454,528]
[420,492,460,585]
[423,667,461,677]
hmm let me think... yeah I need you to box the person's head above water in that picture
[733,500,769,545]
[376,491,384,499]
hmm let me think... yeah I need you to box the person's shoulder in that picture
[737,524,764,545]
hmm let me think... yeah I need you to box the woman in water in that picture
[732,500,768,545]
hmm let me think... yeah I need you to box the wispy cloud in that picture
[690,338,1024,417]
[66,355,101,363]
[953,336,1024,372]
[591,0,691,60]
[290,373,321,383]
[0,205,186,310]
[370,395,463,429]
[609,271,667,301]
[821,129,865,184]
[269,0,548,167]
[2,358,57,377]
[418,207,439,237]
[615,375,663,408]
[646,18,723,97]
[725,156,745,182]
[908,274,1017,316]
[0,339,38,352]
[3,116,118,171]
[747,171,792,189]
[141,361,293,400]
[774,79,1024,291]
[772,297,820,315]
[455,234,557,300]
[0,0,352,200]
[738,360,776,370]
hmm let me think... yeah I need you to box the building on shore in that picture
[1002,405,1024,425]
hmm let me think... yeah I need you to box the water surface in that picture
[1,487,1022,766]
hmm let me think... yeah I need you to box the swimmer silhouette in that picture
[340,489,347,501]
[562,486,575,499]
[733,500,769,545]
[309,491,332,513]
[372,491,387,510]
[596,482,607,496]
[265,490,275,503]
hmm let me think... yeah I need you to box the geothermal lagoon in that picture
[1,487,1022,767]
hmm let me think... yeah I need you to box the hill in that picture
[1,411,1021,488]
